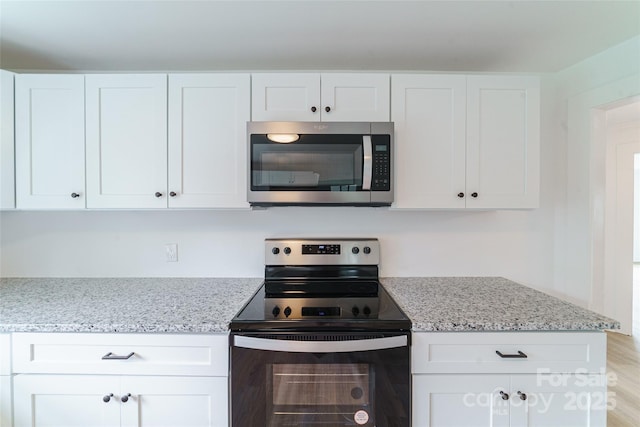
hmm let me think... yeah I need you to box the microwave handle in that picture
[362,135,373,190]
[234,335,407,353]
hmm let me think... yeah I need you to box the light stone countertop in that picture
[0,278,262,333]
[381,277,620,332]
[0,277,619,333]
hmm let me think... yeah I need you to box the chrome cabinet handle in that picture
[518,391,527,401]
[169,191,177,197]
[103,393,113,403]
[499,391,509,400]
[457,192,464,198]
[71,192,81,198]
[325,106,331,112]
[155,192,163,198]
[121,393,132,403]
[311,106,317,113]
[496,350,528,359]
[471,192,478,198]
[102,351,135,360]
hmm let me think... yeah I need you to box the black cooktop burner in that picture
[230,238,411,332]
[230,282,410,332]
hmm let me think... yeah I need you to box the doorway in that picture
[601,99,640,336]
[635,152,640,336]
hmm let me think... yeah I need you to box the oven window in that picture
[250,135,364,190]
[270,363,371,425]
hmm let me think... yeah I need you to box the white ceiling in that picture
[1,0,639,73]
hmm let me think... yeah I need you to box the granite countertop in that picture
[0,278,262,333]
[382,277,620,332]
[0,277,619,333]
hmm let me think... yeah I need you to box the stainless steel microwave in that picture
[248,122,393,206]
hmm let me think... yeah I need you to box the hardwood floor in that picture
[606,265,640,426]
[607,331,640,426]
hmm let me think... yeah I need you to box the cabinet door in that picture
[251,73,320,121]
[413,374,510,427]
[0,376,10,427]
[168,74,250,208]
[120,376,228,427]
[86,74,167,208]
[321,73,390,121]
[13,375,121,427]
[15,74,85,209]
[391,74,467,209]
[466,76,540,209]
[509,374,607,427]
[0,70,15,210]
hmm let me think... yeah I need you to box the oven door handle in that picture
[362,135,372,191]
[234,335,407,353]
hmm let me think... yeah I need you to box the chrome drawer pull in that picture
[102,351,135,360]
[496,350,527,359]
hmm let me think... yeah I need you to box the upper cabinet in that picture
[251,73,390,122]
[85,74,168,209]
[3,71,539,211]
[15,74,85,209]
[168,74,250,208]
[392,74,467,209]
[0,70,15,210]
[392,74,540,209]
[466,75,540,209]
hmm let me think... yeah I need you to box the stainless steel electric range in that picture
[230,238,411,427]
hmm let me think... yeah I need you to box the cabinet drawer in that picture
[12,333,228,376]
[0,334,10,375]
[412,332,606,374]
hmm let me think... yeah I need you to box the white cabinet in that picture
[466,76,540,209]
[251,73,390,121]
[391,74,467,209]
[168,74,250,208]
[0,70,15,210]
[411,332,608,427]
[86,74,168,209]
[13,375,226,427]
[391,74,540,209]
[12,333,229,427]
[15,74,86,209]
[0,334,12,427]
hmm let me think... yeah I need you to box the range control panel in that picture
[265,238,380,266]
[265,297,380,320]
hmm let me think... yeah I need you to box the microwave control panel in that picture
[371,135,391,191]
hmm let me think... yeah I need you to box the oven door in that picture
[231,332,410,427]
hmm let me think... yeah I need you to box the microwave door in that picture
[362,135,372,191]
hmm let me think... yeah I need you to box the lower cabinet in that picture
[0,334,11,427]
[10,332,229,427]
[413,373,607,427]
[411,332,608,427]
[13,375,227,427]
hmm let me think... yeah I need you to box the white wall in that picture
[3,35,637,309]
[0,206,555,287]
[554,35,640,308]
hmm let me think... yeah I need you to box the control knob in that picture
[363,246,371,254]
[352,306,360,317]
[352,247,360,254]
[363,306,371,316]
[271,247,280,255]
[283,247,291,255]
[283,306,292,317]
[272,306,281,317]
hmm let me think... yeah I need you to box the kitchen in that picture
[0,1,639,426]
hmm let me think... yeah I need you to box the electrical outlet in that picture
[165,244,178,262]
